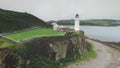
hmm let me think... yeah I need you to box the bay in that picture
[67,25,120,42]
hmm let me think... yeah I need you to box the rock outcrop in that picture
[23,31,87,60]
[0,48,25,68]
[0,31,87,68]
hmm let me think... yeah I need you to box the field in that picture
[7,28,64,41]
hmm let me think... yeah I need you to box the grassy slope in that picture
[0,38,14,48]
[7,28,64,41]
[0,9,51,33]
[81,41,97,60]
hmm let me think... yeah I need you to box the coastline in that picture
[85,36,120,50]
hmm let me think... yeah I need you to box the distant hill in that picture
[0,9,51,33]
[48,19,120,26]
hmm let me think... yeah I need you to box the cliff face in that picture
[0,48,25,68]
[23,31,87,60]
[0,31,87,68]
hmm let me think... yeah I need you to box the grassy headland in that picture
[0,9,97,68]
[7,28,64,41]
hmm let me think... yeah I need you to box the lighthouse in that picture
[74,14,80,31]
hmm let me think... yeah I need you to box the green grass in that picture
[0,38,14,48]
[7,28,64,41]
[81,42,97,61]
[81,49,97,61]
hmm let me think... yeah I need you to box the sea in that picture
[67,25,120,42]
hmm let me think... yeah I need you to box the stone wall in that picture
[0,34,19,44]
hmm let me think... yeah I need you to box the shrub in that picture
[25,56,60,68]
[11,44,27,58]
[86,41,93,51]
[81,41,97,60]
[65,31,83,37]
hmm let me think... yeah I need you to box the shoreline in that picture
[86,36,120,50]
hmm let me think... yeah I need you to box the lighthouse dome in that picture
[75,14,79,18]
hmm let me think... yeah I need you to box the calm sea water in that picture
[67,25,120,42]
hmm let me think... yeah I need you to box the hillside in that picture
[0,9,51,33]
[48,19,120,26]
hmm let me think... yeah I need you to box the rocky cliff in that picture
[0,48,25,68]
[22,31,87,60]
[0,31,87,68]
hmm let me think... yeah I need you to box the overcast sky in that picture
[0,0,120,21]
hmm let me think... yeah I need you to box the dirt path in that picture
[67,39,120,68]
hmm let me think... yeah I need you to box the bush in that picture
[86,41,93,51]
[81,41,97,60]
[11,44,27,58]
[25,56,60,68]
[65,31,83,37]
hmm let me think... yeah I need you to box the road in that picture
[67,39,120,68]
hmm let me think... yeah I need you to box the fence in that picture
[0,34,19,44]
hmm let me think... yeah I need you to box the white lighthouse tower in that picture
[74,14,80,31]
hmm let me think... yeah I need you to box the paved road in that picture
[67,39,120,68]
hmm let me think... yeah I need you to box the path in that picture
[67,39,120,68]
